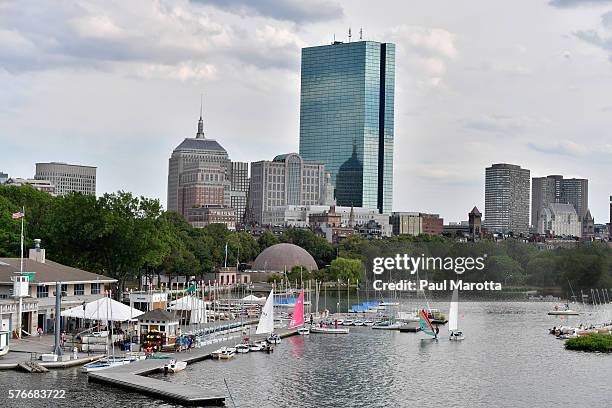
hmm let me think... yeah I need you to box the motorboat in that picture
[353,320,364,326]
[164,359,187,373]
[235,344,250,353]
[267,334,282,344]
[248,342,265,352]
[547,309,580,316]
[0,331,9,357]
[297,327,310,335]
[310,326,349,334]
[211,347,236,360]
[82,355,139,373]
[371,321,401,330]
[342,320,354,326]
[363,320,375,327]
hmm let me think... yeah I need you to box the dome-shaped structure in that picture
[252,243,318,272]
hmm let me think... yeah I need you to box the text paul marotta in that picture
[371,254,502,291]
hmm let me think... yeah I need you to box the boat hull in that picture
[310,327,349,334]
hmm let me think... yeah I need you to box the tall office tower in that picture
[299,39,395,213]
[167,111,231,217]
[0,172,8,184]
[560,178,588,220]
[484,163,530,235]
[248,153,326,225]
[531,175,588,233]
[531,175,563,227]
[35,162,96,196]
[229,162,249,222]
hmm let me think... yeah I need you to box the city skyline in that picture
[2,0,612,222]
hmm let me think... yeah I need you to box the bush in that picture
[565,334,612,353]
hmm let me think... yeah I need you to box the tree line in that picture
[1,185,610,295]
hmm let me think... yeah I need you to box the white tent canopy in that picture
[61,297,144,321]
[168,296,207,325]
[242,294,266,303]
[169,295,206,310]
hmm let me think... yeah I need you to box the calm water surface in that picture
[1,301,610,408]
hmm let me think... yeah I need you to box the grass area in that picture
[565,334,612,353]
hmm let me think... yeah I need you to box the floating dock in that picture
[88,327,298,406]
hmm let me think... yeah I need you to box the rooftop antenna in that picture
[348,27,352,42]
[196,93,205,139]
[360,27,363,40]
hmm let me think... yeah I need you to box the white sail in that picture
[256,290,275,335]
[448,287,459,332]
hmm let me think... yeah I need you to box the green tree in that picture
[329,257,363,282]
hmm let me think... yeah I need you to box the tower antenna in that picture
[360,27,363,40]
[348,27,352,42]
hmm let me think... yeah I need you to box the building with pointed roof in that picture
[166,105,248,227]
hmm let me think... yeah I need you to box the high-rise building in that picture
[248,153,331,225]
[167,112,230,215]
[0,172,8,184]
[35,162,96,196]
[299,40,395,213]
[531,175,588,233]
[229,162,249,222]
[167,109,247,226]
[484,163,530,235]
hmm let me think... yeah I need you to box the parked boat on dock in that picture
[371,320,401,330]
[310,326,349,334]
[211,347,236,360]
[164,359,187,373]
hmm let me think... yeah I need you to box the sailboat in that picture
[257,290,280,344]
[289,290,309,335]
[448,287,464,341]
[419,309,438,340]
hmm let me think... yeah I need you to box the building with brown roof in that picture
[0,242,116,336]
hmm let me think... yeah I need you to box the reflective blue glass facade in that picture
[299,40,395,213]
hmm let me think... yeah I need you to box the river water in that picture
[1,301,610,408]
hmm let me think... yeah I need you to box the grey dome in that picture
[252,243,318,272]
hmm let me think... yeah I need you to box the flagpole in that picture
[20,206,24,273]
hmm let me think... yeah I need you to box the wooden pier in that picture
[87,328,298,406]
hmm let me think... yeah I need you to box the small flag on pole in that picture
[12,211,24,219]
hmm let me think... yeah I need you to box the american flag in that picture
[12,211,24,219]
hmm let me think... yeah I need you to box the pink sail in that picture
[288,290,305,329]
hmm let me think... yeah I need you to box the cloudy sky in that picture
[1,0,611,223]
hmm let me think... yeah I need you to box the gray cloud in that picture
[0,1,304,75]
[549,0,612,7]
[527,140,588,157]
[574,30,612,59]
[191,0,343,23]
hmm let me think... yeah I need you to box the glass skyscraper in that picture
[299,40,395,213]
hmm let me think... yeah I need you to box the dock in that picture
[88,328,298,406]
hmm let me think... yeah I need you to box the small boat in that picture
[211,347,236,360]
[267,334,282,344]
[249,343,264,351]
[289,290,308,336]
[310,326,349,334]
[0,331,10,356]
[235,344,250,353]
[363,320,375,327]
[342,320,354,326]
[448,287,465,341]
[164,359,187,373]
[336,319,345,325]
[371,321,401,330]
[547,310,580,316]
[81,356,137,372]
[353,320,364,326]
